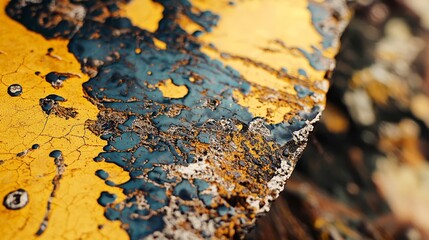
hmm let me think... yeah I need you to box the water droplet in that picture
[49,150,62,159]
[7,84,22,97]
[3,189,29,210]
[31,144,40,150]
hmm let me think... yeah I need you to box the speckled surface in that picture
[1,0,349,239]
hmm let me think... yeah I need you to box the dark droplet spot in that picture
[39,94,77,119]
[49,150,62,159]
[45,94,66,101]
[3,189,29,210]
[45,72,65,88]
[45,72,79,89]
[7,84,22,97]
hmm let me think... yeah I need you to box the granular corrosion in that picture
[6,0,348,239]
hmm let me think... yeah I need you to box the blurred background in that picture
[248,0,429,239]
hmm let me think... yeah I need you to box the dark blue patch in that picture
[95,169,109,180]
[299,47,329,71]
[110,132,140,151]
[45,94,65,101]
[98,191,116,207]
[308,1,337,49]
[194,179,209,192]
[294,85,313,98]
[48,150,62,159]
[179,205,190,213]
[199,194,213,207]
[217,205,228,216]
[298,68,308,78]
[173,179,198,201]
[148,167,176,184]
[105,180,116,186]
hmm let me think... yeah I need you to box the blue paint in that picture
[308,1,337,49]
[299,106,320,121]
[45,94,65,101]
[129,170,143,178]
[192,30,203,37]
[39,94,66,114]
[199,194,213,206]
[147,167,177,184]
[95,169,109,180]
[173,179,198,201]
[299,46,330,71]
[49,150,62,159]
[179,205,190,213]
[105,180,116,186]
[294,85,313,98]
[105,206,165,240]
[193,179,209,192]
[119,179,169,210]
[217,205,228,216]
[110,132,141,151]
[298,68,308,78]
[46,72,64,84]
[39,100,55,113]
[98,191,116,207]
[197,132,210,144]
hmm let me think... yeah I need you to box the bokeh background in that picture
[248,1,429,239]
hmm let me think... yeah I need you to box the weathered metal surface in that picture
[0,0,349,239]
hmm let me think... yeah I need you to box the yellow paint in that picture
[158,79,189,99]
[177,13,204,34]
[153,38,167,50]
[193,0,332,79]
[233,89,293,124]
[205,48,299,95]
[123,0,163,32]
[123,0,345,123]
[0,0,128,239]
[190,0,340,122]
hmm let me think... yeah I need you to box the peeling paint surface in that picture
[0,0,349,239]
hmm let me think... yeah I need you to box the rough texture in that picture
[0,0,349,239]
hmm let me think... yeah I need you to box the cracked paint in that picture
[0,1,129,238]
[0,0,349,239]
